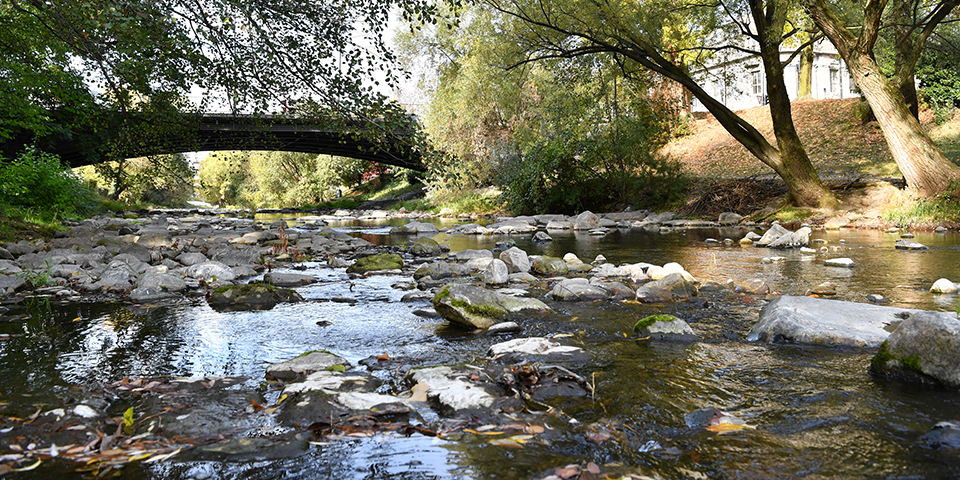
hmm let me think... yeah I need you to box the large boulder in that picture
[718,212,744,226]
[573,211,600,230]
[499,247,531,274]
[185,261,237,282]
[531,256,569,276]
[645,272,697,298]
[550,278,609,301]
[346,253,403,274]
[870,312,960,388]
[432,284,549,329]
[207,283,304,309]
[747,295,946,347]
[409,237,444,257]
[633,314,698,341]
[482,259,509,285]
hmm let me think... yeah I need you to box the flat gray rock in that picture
[747,295,937,347]
[263,272,317,287]
[266,352,349,381]
[406,366,495,411]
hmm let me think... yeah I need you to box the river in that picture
[2,218,959,479]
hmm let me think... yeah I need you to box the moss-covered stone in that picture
[208,283,304,309]
[633,314,678,333]
[346,253,403,274]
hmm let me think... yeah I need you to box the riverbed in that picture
[2,220,960,479]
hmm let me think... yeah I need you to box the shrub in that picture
[0,147,97,220]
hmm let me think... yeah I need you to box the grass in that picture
[0,212,63,243]
[882,180,960,226]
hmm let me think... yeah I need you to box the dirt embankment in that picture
[664,98,960,225]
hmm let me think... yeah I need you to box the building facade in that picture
[690,39,859,113]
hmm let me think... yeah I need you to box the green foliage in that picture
[918,25,960,125]
[400,4,688,215]
[0,147,97,221]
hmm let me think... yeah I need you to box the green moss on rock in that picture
[346,253,403,274]
[634,314,678,333]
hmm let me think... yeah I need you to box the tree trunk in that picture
[762,49,837,208]
[749,0,837,208]
[851,56,960,195]
[798,44,813,99]
[805,0,960,197]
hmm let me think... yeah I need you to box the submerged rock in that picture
[919,421,960,449]
[207,283,304,309]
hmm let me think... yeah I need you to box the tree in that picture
[1,0,435,172]
[804,0,960,197]
[476,0,838,208]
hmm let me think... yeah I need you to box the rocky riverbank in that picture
[2,206,960,476]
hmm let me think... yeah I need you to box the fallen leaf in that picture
[12,459,40,471]
[408,383,429,402]
[524,425,545,434]
[587,462,601,474]
[475,425,498,432]
[464,429,504,436]
[142,448,181,463]
[705,423,756,433]
[376,353,389,361]
[488,438,524,448]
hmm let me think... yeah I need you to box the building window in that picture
[848,74,858,95]
[829,67,840,96]
[752,71,763,96]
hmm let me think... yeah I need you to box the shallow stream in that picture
[2,220,960,479]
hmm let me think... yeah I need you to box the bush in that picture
[0,147,97,220]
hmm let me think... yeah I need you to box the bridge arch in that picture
[32,114,425,171]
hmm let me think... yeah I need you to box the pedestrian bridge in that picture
[34,113,425,170]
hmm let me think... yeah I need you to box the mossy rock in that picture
[207,283,304,310]
[633,314,698,341]
[346,253,403,274]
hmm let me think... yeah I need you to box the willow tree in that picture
[478,0,838,208]
[805,0,960,197]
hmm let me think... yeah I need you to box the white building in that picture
[690,38,859,113]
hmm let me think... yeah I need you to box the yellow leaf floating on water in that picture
[705,423,756,433]
[488,438,524,448]
[463,429,505,435]
[12,459,41,472]
[143,448,182,463]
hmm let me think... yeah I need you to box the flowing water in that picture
[2,220,960,479]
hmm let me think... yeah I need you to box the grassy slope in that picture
[661,98,960,179]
